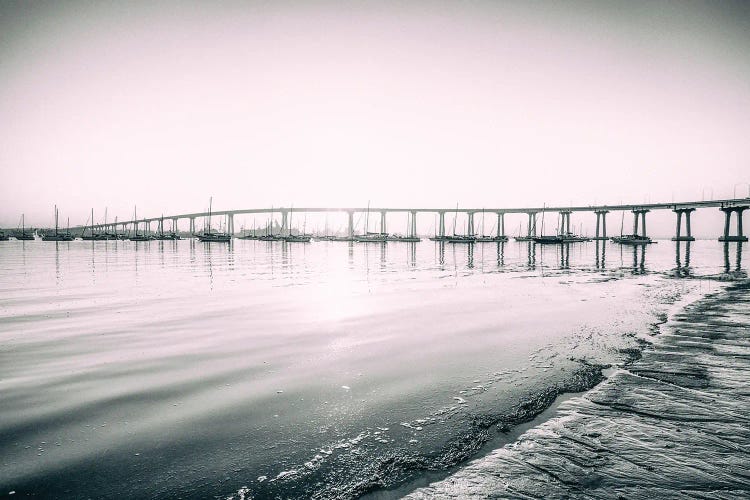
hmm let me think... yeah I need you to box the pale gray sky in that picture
[1,0,749,234]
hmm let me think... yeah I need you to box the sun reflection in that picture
[311,269,365,322]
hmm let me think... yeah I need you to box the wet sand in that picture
[407,280,750,499]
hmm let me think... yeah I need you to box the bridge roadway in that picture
[77,197,750,242]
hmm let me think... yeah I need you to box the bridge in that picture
[77,197,750,242]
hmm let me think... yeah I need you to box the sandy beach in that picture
[408,280,750,499]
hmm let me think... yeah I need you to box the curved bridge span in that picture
[80,197,750,242]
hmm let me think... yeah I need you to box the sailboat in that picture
[239,217,260,240]
[154,214,181,240]
[475,209,508,242]
[112,216,125,240]
[533,205,560,244]
[446,204,476,243]
[14,214,35,240]
[129,206,151,241]
[355,202,388,242]
[282,208,311,242]
[42,205,75,241]
[611,210,653,245]
[258,206,281,241]
[533,209,590,244]
[82,209,99,240]
[100,208,118,240]
[196,198,231,242]
[316,213,336,241]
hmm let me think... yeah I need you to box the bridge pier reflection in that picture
[437,241,445,268]
[674,241,692,277]
[723,242,745,277]
[526,242,536,269]
[595,240,606,269]
[631,245,647,274]
[559,243,570,269]
[497,242,505,268]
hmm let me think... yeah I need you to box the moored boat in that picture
[611,234,654,245]
[533,233,590,244]
[355,232,388,242]
[475,235,508,242]
[197,232,231,242]
[42,206,75,241]
[196,197,231,243]
[387,234,421,242]
[128,207,152,241]
[14,214,35,240]
[282,235,311,242]
[446,234,476,243]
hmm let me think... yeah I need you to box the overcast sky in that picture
[1,0,749,232]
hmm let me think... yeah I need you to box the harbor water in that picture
[0,239,746,499]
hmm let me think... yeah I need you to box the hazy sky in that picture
[1,0,749,231]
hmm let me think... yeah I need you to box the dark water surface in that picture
[0,239,746,499]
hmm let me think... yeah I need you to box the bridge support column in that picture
[347,211,354,239]
[467,212,475,236]
[172,218,179,233]
[410,211,417,237]
[146,221,151,235]
[227,214,234,236]
[632,209,649,237]
[281,210,288,235]
[380,211,387,234]
[189,217,195,234]
[497,212,505,238]
[719,206,748,242]
[438,211,446,238]
[672,208,695,241]
[527,212,537,237]
[559,210,571,235]
[594,210,609,239]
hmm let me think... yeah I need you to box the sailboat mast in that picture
[452,203,458,236]
[365,201,370,235]
[55,205,58,235]
[208,197,212,233]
